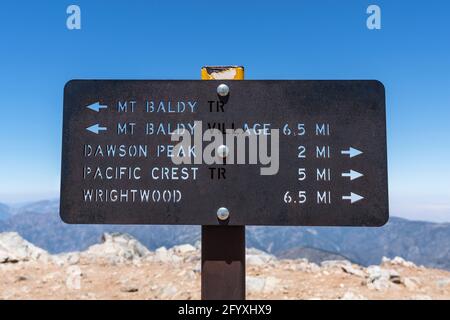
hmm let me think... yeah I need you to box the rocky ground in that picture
[1,232,450,300]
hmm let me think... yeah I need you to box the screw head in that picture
[217,207,230,221]
[217,145,229,158]
[217,83,229,97]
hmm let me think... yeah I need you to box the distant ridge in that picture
[0,203,10,220]
[277,246,352,264]
[0,199,449,270]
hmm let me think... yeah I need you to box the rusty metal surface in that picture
[201,226,245,300]
[61,80,388,226]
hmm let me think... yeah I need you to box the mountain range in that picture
[0,199,449,270]
[0,203,10,220]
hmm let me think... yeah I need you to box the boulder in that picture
[193,262,201,273]
[294,260,320,273]
[246,248,276,266]
[366,266,401,290]
[0,232,50,263]
[150,246,182,264]
[246,276,281,294]
[341,264,366,278]
[263,276,281,293]
[382,256,417,268]
[53,252,80,266]
[0,251,8,263]
[82,233,150,263]
[158,285,178,299]
[172,244,196,255]
[246,255,267,266]
[402,277,420,290]
[246,276,266,293]
[321,260,352,269]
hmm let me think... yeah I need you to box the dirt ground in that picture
[1,256,450,300]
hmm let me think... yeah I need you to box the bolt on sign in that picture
[60,80,388,226]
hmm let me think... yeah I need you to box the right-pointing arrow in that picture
[86,124,107,134]
[341,147,363,158]
[342,192,364,204]
[342,170,364,181]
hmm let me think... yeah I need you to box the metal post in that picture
[201,66,246,300]
[201,226,245,300]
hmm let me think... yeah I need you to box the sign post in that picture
[200,66,246,300]
[60,71,388,300]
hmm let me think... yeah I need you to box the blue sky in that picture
[0,1,449,221]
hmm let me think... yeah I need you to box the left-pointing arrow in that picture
[86,124,107,134]
[86,102,108,112]
[342,192,364,204]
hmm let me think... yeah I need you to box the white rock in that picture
[172,244,196,254]
[186,271,197,281]
[367,265,397,281]
[154,247,169,262]
[366,265,402,290]
[246,276,280,294]
[82,233,150,263]
[321,260,351,269]
[246,255,267,266]
[246,276,266,293]
[382,256,417,268]
[263,276,280,293]
[340,291,368,300]
[295,258,310,264]
[159,285,178,299]
[402,277,420,290]
[295,261,320,273]
[436,278,450,288]
[184,253,201,263]
[51,257,65,267]
[193,262,201,273]
[53,252,80,266]
[246,248,276,266]
[0,251,9,263]
[152,246,182,264]
[341,264,366,278]
[0,232,50,263]
[381,256,390,264]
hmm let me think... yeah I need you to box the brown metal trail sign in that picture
[60,79,388,227]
